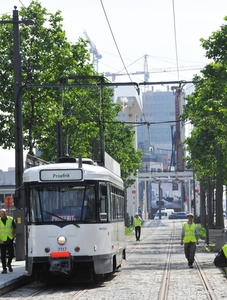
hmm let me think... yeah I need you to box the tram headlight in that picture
[57,236,66,245]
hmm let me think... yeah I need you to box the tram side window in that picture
[99,184,107,221]
[111,193,116,219]
[111,186,124,220]
[118,192,124,219]
[84,187,95,221]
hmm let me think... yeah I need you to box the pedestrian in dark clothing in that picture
[181,212,199,268]
[0,209,16,274]
[133,212,142,241]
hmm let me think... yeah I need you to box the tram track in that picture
[23,286,89,300]
[158,222,176,300]
[2,281,99,300]
[1,220,226,299]
[194,258,219,300]
[23,285,49,300]
[125,219,162,257]
[130,219,222,300]
[156,220,220,300]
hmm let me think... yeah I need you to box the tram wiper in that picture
[43,210,66,221]
[42,210,80,227]
[74,223,80,228]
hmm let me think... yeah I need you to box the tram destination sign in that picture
[40,169,83,181]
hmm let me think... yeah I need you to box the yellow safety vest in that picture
[222,244,227,258]
[134,217,142,227]
[183,223,197,243]
[0,217,14,242]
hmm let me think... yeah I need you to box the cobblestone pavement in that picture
[75,220,227,300]
[1,220,227,300]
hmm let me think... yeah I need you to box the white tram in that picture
[23,156,126,283]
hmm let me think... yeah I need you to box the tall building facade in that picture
[137,86,185,218]
[138,87,177,165]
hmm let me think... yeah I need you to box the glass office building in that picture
[137,87,186,218]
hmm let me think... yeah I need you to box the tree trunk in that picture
[215,146,224,229]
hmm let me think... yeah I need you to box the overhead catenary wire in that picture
[99,0,134,85]
[99,49,205,76]
[99,0,193,130]
[23,3,196,113]
[19,0,26,8]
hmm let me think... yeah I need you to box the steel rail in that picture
[158,220,219,300]
[158,223,176,300]
[194,258,219,300]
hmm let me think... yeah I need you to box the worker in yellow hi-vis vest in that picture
[0,209,17,274]
[222,244,227,258]
[181,212,199,268]
[133,212,143,241]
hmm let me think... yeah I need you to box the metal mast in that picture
[83,30,102,72]
[143,54,149,82]
[171,83,186,172]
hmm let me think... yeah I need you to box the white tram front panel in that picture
[27,221,125,272]
[23,160,126,282]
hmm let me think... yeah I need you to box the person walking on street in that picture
[181,212,199,268]
[0,209,16,274]
[133,212,142,241]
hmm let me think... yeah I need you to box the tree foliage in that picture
[182,16,227,184]
[181,16,227,227]
[0,1,142,188]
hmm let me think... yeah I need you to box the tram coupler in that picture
[49,251,72,274]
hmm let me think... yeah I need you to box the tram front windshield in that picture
[28,185,96,223]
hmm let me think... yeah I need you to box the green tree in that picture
[0,1,142,188]
[0,1,93,152]
[182,16,227,227]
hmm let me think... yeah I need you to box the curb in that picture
[0,275,34,296]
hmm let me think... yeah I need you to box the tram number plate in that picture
[58,247,67,251]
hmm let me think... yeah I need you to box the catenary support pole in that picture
[0,7,33,260]
[13,7,24,261]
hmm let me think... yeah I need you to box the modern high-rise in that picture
[137,86,186,218]
[138,88,174,160]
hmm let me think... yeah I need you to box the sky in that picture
[1,0,227,171]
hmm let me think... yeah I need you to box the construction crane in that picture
[105,55,205,82]
[105,55,149,82]
[83,30,102,72]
